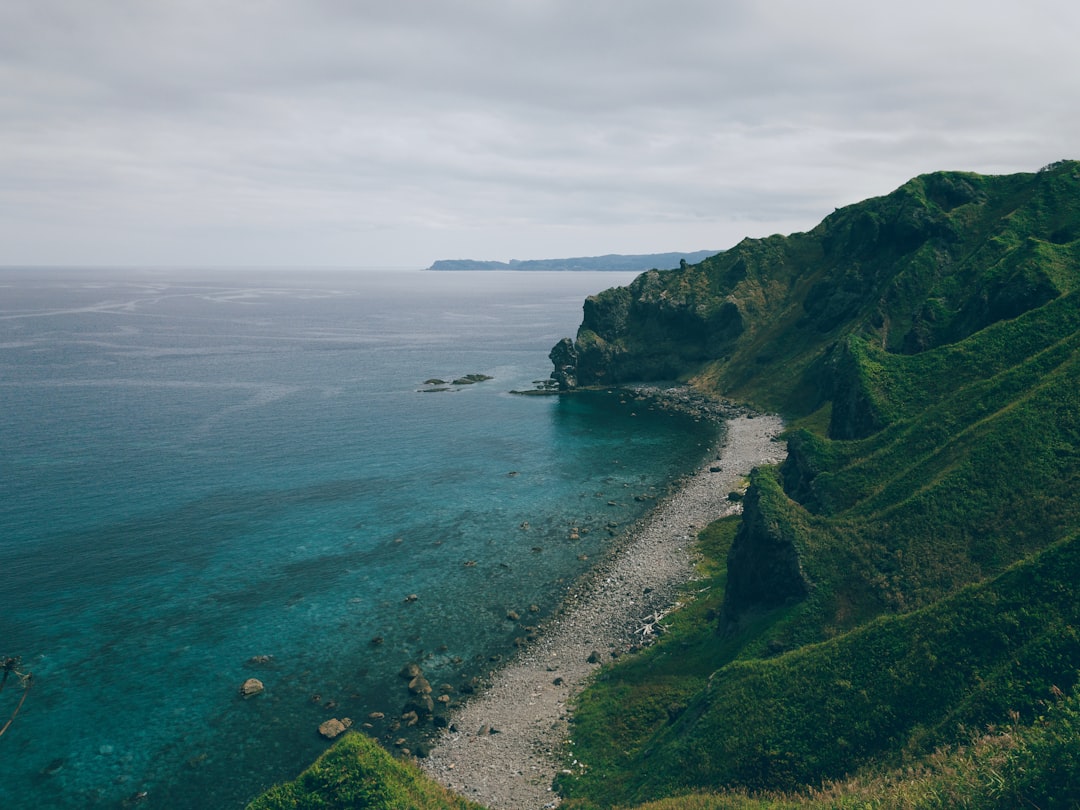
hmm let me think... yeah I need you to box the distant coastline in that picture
[426,249,719,272]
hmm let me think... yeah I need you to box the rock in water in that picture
[548,337,578,390]
[408,675,432,695]
[239,678,264,697]
[318,718,352,739]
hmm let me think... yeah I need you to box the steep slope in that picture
[552,161,1080,421]
[553,162,1080,807]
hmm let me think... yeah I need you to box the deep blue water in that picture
[0,268,716,808]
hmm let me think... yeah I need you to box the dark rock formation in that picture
[452,374,493,385]
[549,337,579,390]
[720,476,808,627]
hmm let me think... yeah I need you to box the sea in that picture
[0,267,717,808]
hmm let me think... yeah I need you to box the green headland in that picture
[250,161,1080,808]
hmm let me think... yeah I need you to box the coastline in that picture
[419,410,787,809]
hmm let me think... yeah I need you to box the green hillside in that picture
[553,161,1080,417]
[250,162,1080,808]
[246,732,485,810]
[552,161,1080,807]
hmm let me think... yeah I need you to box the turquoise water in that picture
[0,268,715,808]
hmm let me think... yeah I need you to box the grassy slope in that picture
[560,522,1080,806]
[245,732,484,810]
[574,163,1080,417]
[620,672,1080,809]
[557,163,1080,808]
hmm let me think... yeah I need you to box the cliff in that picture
[552,162,1080,432]
[553,161,1080,806]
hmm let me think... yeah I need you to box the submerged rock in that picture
[41,758,66,776]
[399,662,423,679]
[408,675,432,695]
[451,373,494,385]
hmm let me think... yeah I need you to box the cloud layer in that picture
[2,0,1077,267]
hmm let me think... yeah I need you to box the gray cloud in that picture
[1,0,1077,266]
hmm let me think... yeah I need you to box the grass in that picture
[616,677,1080,809]
[560,523,1080,808]
[245,732,485,810]
[559,166,1080,803]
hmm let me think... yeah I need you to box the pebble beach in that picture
[420,413,787,809]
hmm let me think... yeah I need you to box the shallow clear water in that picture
[0,267,715,808]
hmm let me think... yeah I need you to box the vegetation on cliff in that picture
[246,733,484,810]
[559,162,1080,414]
[553,161,1080,807]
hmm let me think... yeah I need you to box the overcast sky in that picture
[2,0,1077,268]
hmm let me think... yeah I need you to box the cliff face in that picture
[551,162,1080,432]
[566,265,745,387]
[551,161,1080,638]
[551,165,1080,805]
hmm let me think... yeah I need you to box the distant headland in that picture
[426,250,719,272]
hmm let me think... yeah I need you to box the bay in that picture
[0,267,715,808]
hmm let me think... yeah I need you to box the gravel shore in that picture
[420,413,787,809]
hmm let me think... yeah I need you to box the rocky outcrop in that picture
[451,374,494,385]
[720,472,808,627]
[318,718,352,739]
[563,269,746,386]
[549,337,579,390]
[823,338,888,440]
